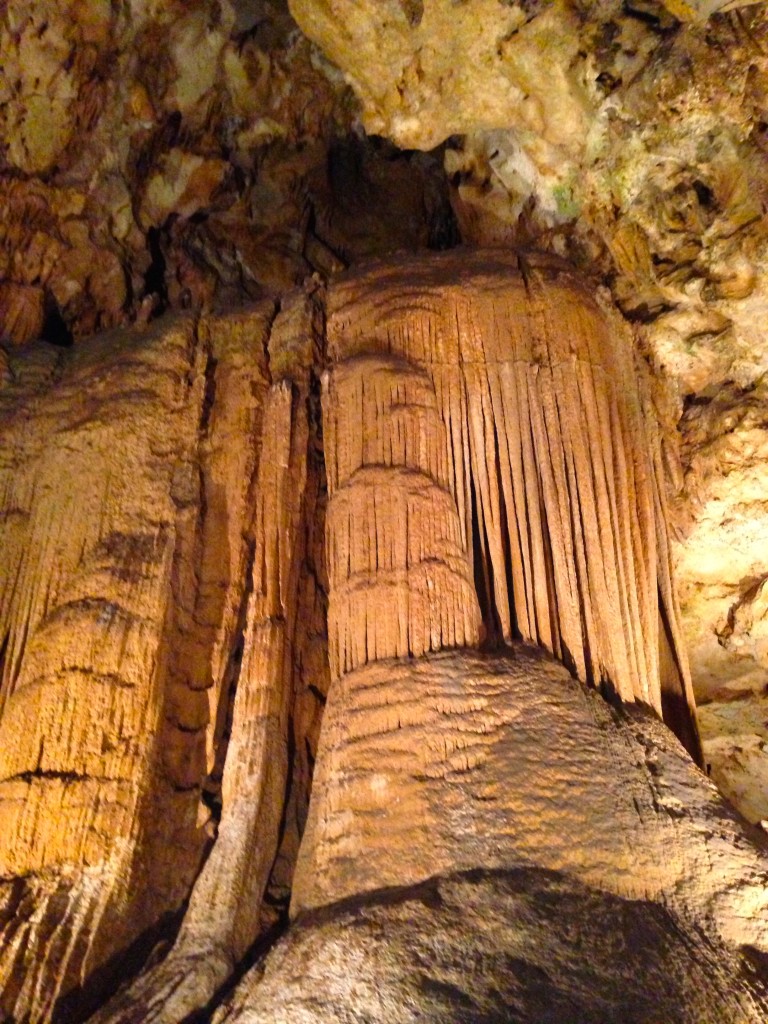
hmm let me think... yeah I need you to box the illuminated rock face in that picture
[1,253,768,1023]
[0,307,274,1021]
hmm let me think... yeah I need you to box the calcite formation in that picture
[2,0,768,820]
[2,251,768,1022]
[0,306,274,1022]
[290,0,768,858]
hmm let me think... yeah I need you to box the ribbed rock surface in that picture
[0,306,272,1022]
[2,251,768,1022]
[91,287,327,1024]
[283,0,768,823]
[322,250,699,752]
[3,0,768,837]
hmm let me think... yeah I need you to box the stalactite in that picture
[323,353,481,677]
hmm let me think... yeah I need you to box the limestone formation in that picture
[213,252,768,1022]
[0,306,273,1022]
[2,0,768,817]
[217,670,768,1023]
[89,287,326,1024]
[216,866,766,1024]
[3,250,768,1022]
[321,251,700,754]
[2,0,768,1016]
[291,0,768,864]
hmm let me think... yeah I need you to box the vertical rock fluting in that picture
[91,287,326,1024]
[323,352,482,675]
[0,307,272,1023]
[220,252,768,1024]
[6,250,768,1023]
[322,250,700,749]
[291,251,706,915]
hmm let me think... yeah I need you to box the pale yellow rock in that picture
[141,149,230,229]
[662,0,764,20]
[289,0,592,152]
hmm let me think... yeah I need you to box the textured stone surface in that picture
[289,0,768,840]
[1,1,767,828]
[221,810,768,1024]
[1,0,768,1011]
[1,252,767,1022]
[292,646,768,936]
[0,305,272,1022]
[322,251,700,754]
[91,287,326,1024]
[0,0,455,348]
[673,378,768,821]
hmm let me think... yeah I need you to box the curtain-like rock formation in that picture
[0,307,273,1021]
[321,251,700,745]
[1,251,767,1022]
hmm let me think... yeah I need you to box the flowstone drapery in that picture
[1,252,767,1024]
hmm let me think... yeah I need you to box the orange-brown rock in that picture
[1,251,768,1023]
[321,251,700,753]
[218,660,768,1022]
[0,305,272,1023]
[91,286,327,1024]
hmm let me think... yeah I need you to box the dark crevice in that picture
[658,595,705,768]
[199,350,218,439]
[179,914,289,1024]
[468,467,502,647]
[143,226,169,317]
[489,409,519,642]
[0,630,9,692]
[41,293,73,348]
[4,769,104,784]
[307,682,326,704]
[200,536,256,841]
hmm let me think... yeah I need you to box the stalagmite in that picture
[220,252,768,1023]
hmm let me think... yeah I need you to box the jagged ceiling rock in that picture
[288,1,768,391]
[663,0,764,18]
[290,0,592,151]
[0,0,462,349]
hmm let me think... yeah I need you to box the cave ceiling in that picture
[1,0,768,818]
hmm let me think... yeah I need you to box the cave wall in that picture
[2,0,768,1020]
